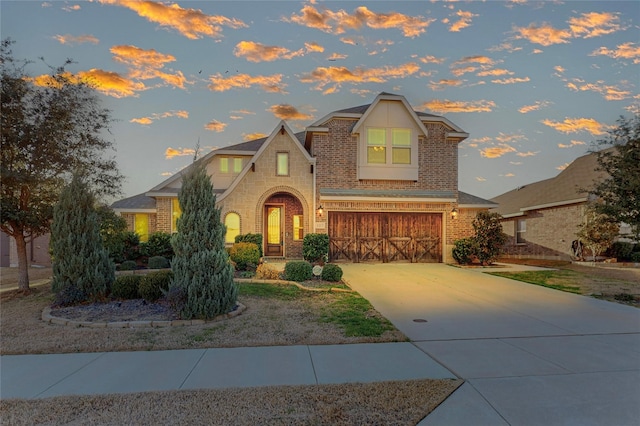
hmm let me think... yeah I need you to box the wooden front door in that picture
[265,205,283,256]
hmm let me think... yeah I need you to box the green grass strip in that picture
[488,270,582,294]
[320,294,395,337]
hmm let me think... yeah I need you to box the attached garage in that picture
[328,212,442,263]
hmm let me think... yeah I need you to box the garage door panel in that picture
[329,212,442,263]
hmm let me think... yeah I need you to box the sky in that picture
[2,0,638,203]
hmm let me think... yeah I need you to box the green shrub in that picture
[473,211,508,265]
[321,263,343,282]
[141,232,174,259]
[303,233,329,263]
[630,252,640,263]
[111,275,141,299]
[284,261,313,282]
[452,238,476,265]
[148,256,170,269]
[235,233,263,257]
[119,260,138,271]
[609,242,634,260]
[122,231,142,262]
[139,270,173,302]
[229,242,260,271]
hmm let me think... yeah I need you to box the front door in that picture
[265,205,283,256]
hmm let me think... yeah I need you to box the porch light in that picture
[451,208,458,220]
[317,205,324,217]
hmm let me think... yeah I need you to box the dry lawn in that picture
[0,269,460,425]
[0,379,462,426]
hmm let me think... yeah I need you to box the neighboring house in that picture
[112,92,495,263]
[1,231,51,267]
[490,148,622,260]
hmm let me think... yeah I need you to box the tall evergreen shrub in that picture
[170,163,237,319]
[50,174,114,304]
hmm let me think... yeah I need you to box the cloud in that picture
[480,144,517,158]
[569,12,622,38]
[516,151,539,157]
[304,41,324,53]
[590,42,640,64]
[477,68,514,77]
[491,76,530,84]
[299,63,420,94]
[487,42,522,53]
[503,173,515,177]
[165,147,195,159]
[417,55,447,64]
[518,100,551,113]
[541,117,609,135]
[208,73,287,93]
[110,45,187,89]
[268,104,314,120]
[53,34,99,45]
[556,163,570,171]
[339,36,362,46]
[495,133,526,144]
[98,0,246,39]
[513,23,572,46]
[453,55,496,66]
[242,132,268,141]
[234,41,305,62]
[566,79,632,101]
[205,120,227,132]
[558,140,586,148]
[448,10,478,32]
[419,99,496,113]
[428,79,464,91]
[285,4,434,38]
[475,176,487,182]
[130,110,189,125]
[327,52,348,61]
[77,69,147,98]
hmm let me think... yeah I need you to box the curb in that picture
[42,302,247,328]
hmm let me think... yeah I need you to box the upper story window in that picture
[360,126,418,180]
[220,157,243,174]
[276,152,289,176]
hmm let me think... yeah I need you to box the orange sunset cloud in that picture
[98,0,246,39]
[208,73,287,93]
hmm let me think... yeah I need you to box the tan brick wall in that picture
[217,133,314,257]
[156,198,173,233]
[313,119,458,193]
[500,203,586,260]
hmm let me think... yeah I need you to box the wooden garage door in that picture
[328,212,442,263]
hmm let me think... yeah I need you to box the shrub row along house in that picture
[112,92,496,264]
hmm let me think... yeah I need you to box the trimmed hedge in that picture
[235,233,263,257]
[119,260,137,271]
[139,270,173,302]
[284,261,313,282]
[321,264,343,282]
[111,275,141,299]
[148,256,170,269]
[229,242,260,271]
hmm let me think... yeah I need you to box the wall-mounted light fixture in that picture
[316,205,324,217]
[451,208,458,220]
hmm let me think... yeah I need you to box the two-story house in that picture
[112,92,496,263]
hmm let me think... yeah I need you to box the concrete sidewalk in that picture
[0,342,455,399]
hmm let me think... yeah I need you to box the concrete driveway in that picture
[340,263,640,426]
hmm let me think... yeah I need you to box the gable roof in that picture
[217,121,315,203]
[490,149,610,217]
[111,193,157,212]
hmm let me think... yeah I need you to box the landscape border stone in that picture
[41,302,247,328]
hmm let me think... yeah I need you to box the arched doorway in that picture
[263,192,304,258]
